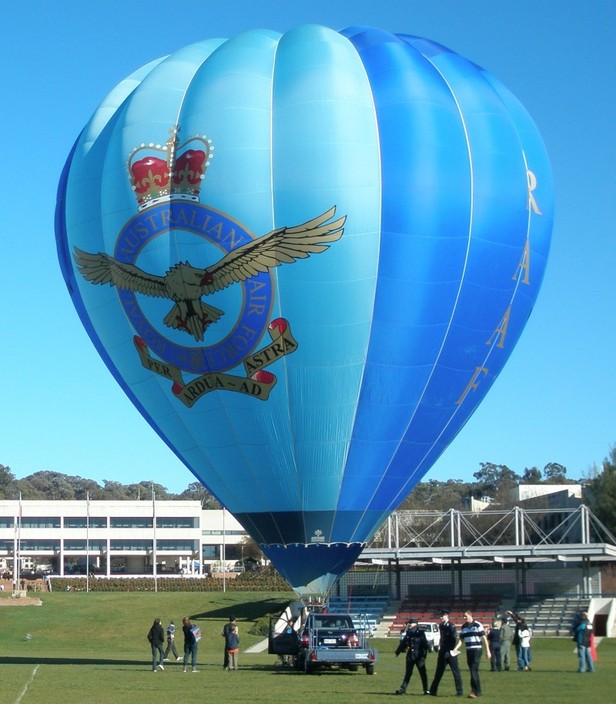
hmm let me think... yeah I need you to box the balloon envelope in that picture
[56,26,553,594]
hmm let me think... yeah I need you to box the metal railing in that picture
[367,505,616,551]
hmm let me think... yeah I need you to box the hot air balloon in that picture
[56,25,553,595]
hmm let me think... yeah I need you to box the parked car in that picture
[300,613,360,649]
[417,621,441,651]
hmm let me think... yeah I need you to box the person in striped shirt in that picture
[453,610,491,698]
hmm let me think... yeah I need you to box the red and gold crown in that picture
[128,126,213,210]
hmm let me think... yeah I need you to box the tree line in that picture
[397,453,616,538]
[0,465,220,508]
[2,448,615,536]
[399,460,576,512]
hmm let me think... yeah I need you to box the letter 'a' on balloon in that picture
[56,26,553,595]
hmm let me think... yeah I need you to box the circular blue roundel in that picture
[113,201,273,374]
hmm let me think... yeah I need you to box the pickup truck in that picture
[297,613,377,674]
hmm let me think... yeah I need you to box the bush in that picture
[249,614,275,636]
[50,569,290,593]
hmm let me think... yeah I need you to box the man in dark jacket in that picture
[395,617,430,695]
[429,610,463,697]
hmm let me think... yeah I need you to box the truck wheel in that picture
[366,663,375,675]
[304,657,314,674]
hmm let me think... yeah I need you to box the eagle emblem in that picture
[74,207,345,342]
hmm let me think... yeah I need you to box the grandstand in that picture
[386,594,502,635]
[334,506,616,638]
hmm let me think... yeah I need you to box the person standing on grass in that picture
[225,623,240,670]
[487,619,502,671]
[182,616,199,672]
[221,615,238,669]
[575,612,595,673]
[500,616,515,670]
[455,610,491,699]
[147,617,165,672]
[516,620,532,671]
[506,610,524,666]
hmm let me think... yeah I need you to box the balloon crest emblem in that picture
[73,126,345,407]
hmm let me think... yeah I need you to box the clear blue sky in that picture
[1,0,615,493]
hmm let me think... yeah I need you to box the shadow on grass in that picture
[0,657,146,666]
[0,657,310,673]
[190,597,291,621]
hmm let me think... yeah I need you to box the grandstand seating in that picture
[387,594,503,637]
[511,595,589,636]
[324,593,590,638]
[327,594,390,635]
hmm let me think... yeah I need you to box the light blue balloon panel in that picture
[56,25,553,595]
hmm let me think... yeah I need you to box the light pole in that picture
[152,485,158,593]
[86,491,90,593]
[13,492,22,596]
[222,507,226,593]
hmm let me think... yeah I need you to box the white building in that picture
[0,499,249,577]
[511,484,583,505]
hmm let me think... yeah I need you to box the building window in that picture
[20,539,61,551]
[21,517,61,529]
[64,540,107,551]
[110,540,152,551]
[110,517,153,529]
[156,540,197,552]
[156,517,197,529]
[0,517,14,529]
[64,517,87,529]
[64,517,108,528]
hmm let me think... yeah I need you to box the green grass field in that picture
[0,591,614,703]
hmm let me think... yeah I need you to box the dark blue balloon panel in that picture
[56,26,553,594]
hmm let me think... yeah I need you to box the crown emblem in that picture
[128,126,213,210]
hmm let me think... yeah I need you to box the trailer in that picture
[268,606,377,675]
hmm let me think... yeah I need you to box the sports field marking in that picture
[15,664,39,704]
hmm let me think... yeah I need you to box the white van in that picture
[417,622,441,651]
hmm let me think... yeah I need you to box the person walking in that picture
[182,616,200,672]
[394,616,430,695]
[221,615,238,669]
[487,619,502,672]
[429,609,464,697]
[456,610,491,698]
[574,612,594,673]
[147,617,166,672]
[163,620,180,661]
